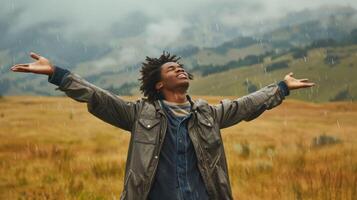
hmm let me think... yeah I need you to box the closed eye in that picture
[167,66,183,72]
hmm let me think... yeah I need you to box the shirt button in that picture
[147,124,151,128]
[207,123,211,126]
[179,139,182,143]
[154,155,158,159]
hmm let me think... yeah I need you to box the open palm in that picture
[284,72,315,90]
[10,52,54,75]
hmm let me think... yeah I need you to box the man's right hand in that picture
[10,52,55,76]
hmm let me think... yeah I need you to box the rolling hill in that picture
[189,45,357,103]
[0,6,356,102]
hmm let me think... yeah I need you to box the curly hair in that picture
[139,51,193,102]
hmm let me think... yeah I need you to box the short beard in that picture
[173,82,189,94]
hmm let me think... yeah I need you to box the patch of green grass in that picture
[190,45,357,102]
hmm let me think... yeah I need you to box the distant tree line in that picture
[330,87,353,102]
[192,28,357,76]
[192,54,267,76]
[172,45,200,57]
[296,28,357,54]
[209,37,259,55]
[324,54,340,66]
[290,48,308,59]
[243,80,258,93]
[265,60,290,72]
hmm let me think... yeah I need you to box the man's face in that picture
[156,62,190,92]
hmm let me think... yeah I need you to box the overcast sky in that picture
[1,0,357,66]
[3,0,356,38]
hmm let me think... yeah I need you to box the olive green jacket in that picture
[55,72,286,200]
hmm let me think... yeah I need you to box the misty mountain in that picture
[0,5,356,100]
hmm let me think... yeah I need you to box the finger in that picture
[11,65,29,70]
[10,66,31,72]
[299,78,309,82]
[303,82,315,87]
[10,64,29,70]
[30,52,41,60]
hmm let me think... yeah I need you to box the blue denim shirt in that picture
[148,101,209,200]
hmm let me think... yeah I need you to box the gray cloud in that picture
[4,0,356,39]
[2,0,357,68]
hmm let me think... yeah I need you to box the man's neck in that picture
[162,90,188,104]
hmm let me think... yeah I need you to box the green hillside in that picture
[189,44,269,65]
[189,45,357,102]
[2,12,356,102]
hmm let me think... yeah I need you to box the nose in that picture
[176,68,185,73]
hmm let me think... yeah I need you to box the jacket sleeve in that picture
[48,66,138,132]
[210,81,289,129]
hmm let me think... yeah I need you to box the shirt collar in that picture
[154,94,198,112]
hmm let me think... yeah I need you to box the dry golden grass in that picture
[0,96,356,200]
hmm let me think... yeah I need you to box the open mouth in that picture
[177,73,188,79]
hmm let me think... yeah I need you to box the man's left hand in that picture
[284,72,315,90]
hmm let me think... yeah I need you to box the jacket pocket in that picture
[197,115,221,147]
[133,118,160,144]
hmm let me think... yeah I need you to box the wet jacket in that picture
[148,100,209,199]
[48,66,289,200]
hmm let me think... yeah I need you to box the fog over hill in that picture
[0,0,356,99]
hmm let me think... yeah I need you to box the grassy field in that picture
[0,96,356,200]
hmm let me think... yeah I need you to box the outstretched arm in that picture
[10,52,139,131]
[211,73,315,129]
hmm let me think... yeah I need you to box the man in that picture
[10,52,314,200]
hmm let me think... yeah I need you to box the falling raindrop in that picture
[336,120,340,128]
[11,1,15,11]
[215,23,219,32]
